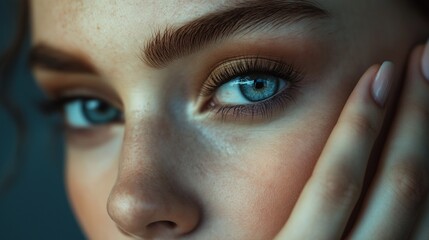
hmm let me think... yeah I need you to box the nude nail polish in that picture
[422,39,429,82]
[372,61,394,107]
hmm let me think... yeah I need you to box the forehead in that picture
[31,0,229,39]
[31,0,232,69]
[32,0,226,19]
[30,0,402,43]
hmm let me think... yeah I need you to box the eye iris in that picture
[82,99,120,124]
[238,74,280,102]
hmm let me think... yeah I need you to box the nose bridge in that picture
[107,114,201,238]
[121,114,172,168]
[119,111,198,171]
[114,115,175,197]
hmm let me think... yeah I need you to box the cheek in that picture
[65,129,124,239]
[203,120,333,238]
[66,158,120,239]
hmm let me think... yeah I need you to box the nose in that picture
[107,180,201,239]
[107,119,201,239]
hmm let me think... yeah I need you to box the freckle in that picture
[97,25,101,31]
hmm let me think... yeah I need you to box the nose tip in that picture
[107,189,201,239]
[116,219,181,239]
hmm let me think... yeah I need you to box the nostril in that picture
[147,220,177,230]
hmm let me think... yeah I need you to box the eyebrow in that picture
[29,0,328,74]
[143,0,329,68]
[28,44,96,74]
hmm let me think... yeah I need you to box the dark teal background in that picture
[0,1,85,239]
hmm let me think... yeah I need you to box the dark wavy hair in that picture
[0,0,29,195]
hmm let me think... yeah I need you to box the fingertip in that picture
[371,61,395,107]
[421,38,429,82]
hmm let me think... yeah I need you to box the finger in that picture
[275,62,395,240]
[348,43,429,240]
[412,199,429,240]
[413,39,429,240]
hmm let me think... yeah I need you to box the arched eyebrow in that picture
[142,0,329,68]
[29,44,96,74]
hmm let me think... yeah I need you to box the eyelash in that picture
[200,57,304,120]
[38,57,304,125]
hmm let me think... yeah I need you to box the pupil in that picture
[97,103,109,113]
[254,80,265,90]
[83,99,119,124]
[87,100,108,113]
[238,75,280,102]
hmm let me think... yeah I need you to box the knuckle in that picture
[387,160,429,210]
[314,165,362,205]
[342,113,379,138]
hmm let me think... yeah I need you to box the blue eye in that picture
[239,74,283,102]
[64,98,122,128]
[214,74,288,105]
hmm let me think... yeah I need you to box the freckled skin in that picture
[31,0,429,239]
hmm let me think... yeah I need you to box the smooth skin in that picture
[30,0,429,239]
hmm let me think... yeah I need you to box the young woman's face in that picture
[31,0,428,239]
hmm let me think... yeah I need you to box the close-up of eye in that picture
[200,57,303,120]
[64,98,122,128]
[214,73,288,104]
[42,97,123,129]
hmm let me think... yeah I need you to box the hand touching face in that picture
[30,0,429,239]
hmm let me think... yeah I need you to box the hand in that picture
[275,41,429,240]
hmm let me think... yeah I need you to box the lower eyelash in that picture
[210,83,300,121]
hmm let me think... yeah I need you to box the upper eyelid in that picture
[200,56,303,96]
[208,56,287,74]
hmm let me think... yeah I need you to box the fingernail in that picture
[422,38,429,82]
[372,61,394,107]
